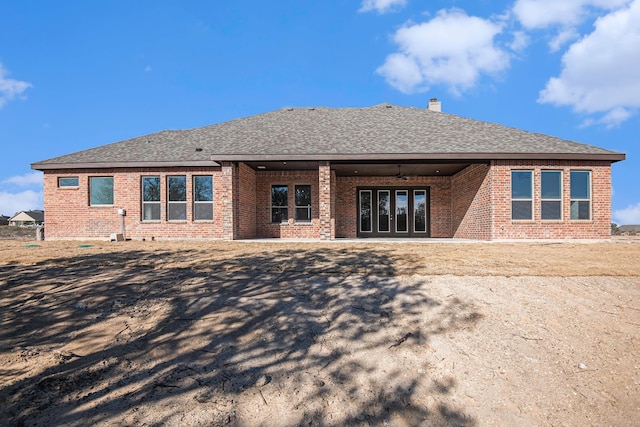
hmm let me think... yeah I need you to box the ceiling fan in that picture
[395,165,409,180]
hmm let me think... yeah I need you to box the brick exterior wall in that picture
[237,162,257,239]
[318,162,335,240]
[490,160,612,240]
[451,164,492,240]
[335,175,452,238]
[255,170,321,238]
[43,167,223,240]
[42,160,613,241]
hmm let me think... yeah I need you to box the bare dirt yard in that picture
[1,233,639,426]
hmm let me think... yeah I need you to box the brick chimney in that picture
[428,98,441,112]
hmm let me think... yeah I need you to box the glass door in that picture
[357,187,430,237]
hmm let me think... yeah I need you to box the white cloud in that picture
[512,0,631,50]
[549,28,579,52]
[512,0,630,29]
[0,63,32,108]
[538,0,640,126]
[0,172,44,216]
[359,0,407,14]
[0,190,43,217]
[509,31,530,52]
[2,172,43,187]
[377,9,510,95]
[614,202,640,224]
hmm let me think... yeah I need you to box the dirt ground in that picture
[0,235,639,426]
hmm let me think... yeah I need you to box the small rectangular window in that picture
[167,175,187,220]
[271,185,288,223]
[570,171,591,220]
[511,171,533,220]
[541,171,562,220]
[89,176,114,206]
[58,177,79,187]
[193,176,213,221]
[295,185,312,222]
[142,176,161,221]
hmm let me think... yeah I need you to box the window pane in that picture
[512,201,532,220]
[541,171,561,199]
[295,207,311,222]
[396,191,408,232]
[414,191,427,232]
[194,176,213,202]
[168,176,186,201]
[142,177,160,201]
[511,171,532,199]
[378,191,390,232]
[360,191,372,232]
[541,201,561,220]
[571,201,590,220]
[90,177,114,205]
[570,171,590,199]
[59,177,79,187]
[168,203,187,220]
[295,185,311,221]
[295,185,311,206]
[272,207,288,223]
[272,185,288,207]
[194,203,213,221]
[143,204,160,221]
[272,185,288,223]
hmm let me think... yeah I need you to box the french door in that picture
[357,187,430,237]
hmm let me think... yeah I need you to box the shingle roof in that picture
[31,104,624,169]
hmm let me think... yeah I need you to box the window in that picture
[193,176,213,221]
[295,185,312,222]
[167,175,187,220]
[359,190,372,232]
[570,171,591,220]
[541,171,562,220]
[58,177,79,188]
[414,190,427,232]
[511,171,533,220]
[271,185,288,223]
[142,176,161,220]
[89,177,113,206]
[378,190,390,232]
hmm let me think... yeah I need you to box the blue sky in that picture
[0,0,638,223]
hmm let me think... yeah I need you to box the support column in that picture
[220,162,237,240]
[318,161,335,240]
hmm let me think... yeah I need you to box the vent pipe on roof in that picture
[428,98,441,112]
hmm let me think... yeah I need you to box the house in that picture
[0,215,9,226]
[31,101,625,241]
[618,225,640,236]
[8,210,45,227]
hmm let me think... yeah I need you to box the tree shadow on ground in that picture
[0,247,481,426]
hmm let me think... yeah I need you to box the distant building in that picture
[619,225,640,236]
[8,210,45,227]
[0,215,9,226]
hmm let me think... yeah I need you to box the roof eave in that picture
[211,152,626,162]
[31,160,221,171]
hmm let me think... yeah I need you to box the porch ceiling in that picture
[244,161,473,176]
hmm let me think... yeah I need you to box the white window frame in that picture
[167,175,187,221]
[511,170,533,221]
[541,170,563,221]
[570,170,592,221]
[141,176,161,221]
